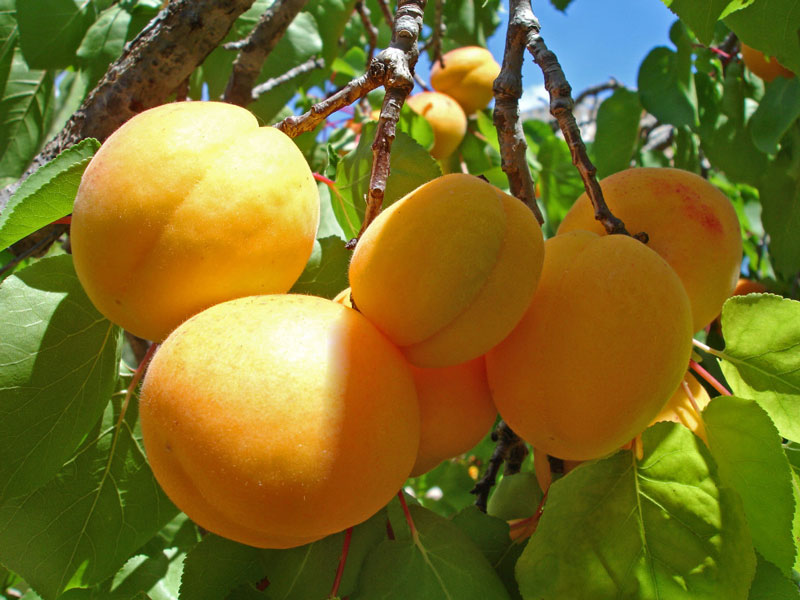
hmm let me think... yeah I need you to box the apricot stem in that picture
[492,0,545,223]
[690,359,732,397]
[328,526,353,599]
[397,490,418,539]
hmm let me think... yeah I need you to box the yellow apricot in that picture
[533,449,582,495]
[349,173,545,368]
[486,231,693,461]
[430,46,501,114]
[71,101,319,341]
[741,43,795,82]
[405,91,467,159]
[139,294,420,548]
[557,167,742,332]
[651,372,711,443]
[409,357,498,476]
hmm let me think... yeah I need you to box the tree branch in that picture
[0,0,258,213]
[376,0,395,29]
[492,0,544,223]
[470,421,528,512]
[523,1,640,239]
[223,0,308,106]
[356,1,379,62]
[251,56,324,99]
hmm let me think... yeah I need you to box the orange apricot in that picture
[430,46,501,114]
[405,91,467,159]
[349,173,545,367]
[650,372,711,443]
[740,43,794,82]
[409,357,498,476]
[486,231,693,461]
[71,101,319,341]
[557,167,742,332]
[139,294,420,548]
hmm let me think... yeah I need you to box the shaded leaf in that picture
[759,160,800,279]
[0,138,99,250]
[517,423,755,599]
[638,46,698,128]
[289,235,350,299]
[591,87,641,179]
[725,1,800,75]
[749,77,800,155]
[704,396,796,573]
[748,552,800,599]
[720,295,800,441]
[15,0,95,70]
[0,255,120,500]
[76,4,131,86]
[660,0,732,44]
[179,535,265,600]
[0,0,18,98]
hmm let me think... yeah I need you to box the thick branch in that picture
[223,0,308,106]
[359,0,426,239]
[470,421,528,512]
[251,56,324,98]
[0,0,257,213]
[492,0,544,224]
[523,1,637,238]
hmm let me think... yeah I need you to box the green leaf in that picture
[0,49,54,186]
[334,121,441,240]
[289,235,350,299]
[704,397,796,573]
[660,0,732,44]
[15,0,96,70]
[352,504,511,599]
[725,1,800,75]
[0,393,179,599]
[549,0,575,10]
[517,423,756,599]
[638,46,699,128]
[76,5,131,86]
[0,138,99,250]
[759,159,800,278]
[486,472,542,521]
[591,87,642,179]
[748,552,800,599]
[0,0,18,99]
[0,255,121,500]
[719,295,800,441]
[424,0,501,52]
[749,77,800,155]
[179,535,265,600]
[451,506,514,566]
[305,0,357,65]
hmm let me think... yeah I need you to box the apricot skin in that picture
[405,91,467,159]
[740,44,794,82]
[139,294,420,549]
[349,173,544,368]
[430,46,501,115]
[486,231,693,461]
[409,357,498,476]
[557,167,742,332]
[651,372,711,444]
[71,101,319,342]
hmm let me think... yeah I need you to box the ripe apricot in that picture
[486,231,693,461]
[651,372,711,443]
[71,101,319,341]
[430,46,501,114]
[139,294,420,548]
[405,91,467,159]
[732,277,768,297]
[740,43,794,82]
[557,167,742,332]
[409,357,498,476]
[349,173,545,368]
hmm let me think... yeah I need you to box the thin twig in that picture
[492,0,544,223]
[431,0,444,68]
[251,57,324,98]
[0,225,67,276]
[356,1,379,62]
[470,421,528,512]
[523,0,639,239]
[573,78,620,105]
[223,0,309,106]
[377,0,395,28]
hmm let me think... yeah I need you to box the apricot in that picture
[409,357,498,476]
[732,277,768,297]
[430,46,501,115]
[139,294,420,549]
[71,101,319,341]
[349,173,545,368]
[557,167,742,332]
[651,372,711,443]
[486,231,693,461]
[405,91,467,159]
[740,43,794,82]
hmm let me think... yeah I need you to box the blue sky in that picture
[417,0,679,111]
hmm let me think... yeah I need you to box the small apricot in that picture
[557,167,742,332]
[430,46,501,114]
[139,294,420,548]
[486,231,693,461]
[740,43,794,82]
[71,101,319,341]
[405,91,467,159]
[349,173,545,367]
